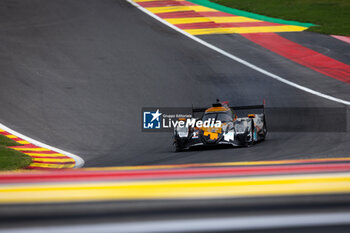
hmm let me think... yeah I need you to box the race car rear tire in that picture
[174,142,184,152]
[245,120,255,146]
[260,116,267,141]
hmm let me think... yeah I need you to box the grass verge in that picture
[210,0,350,36]
[0,135,32,171]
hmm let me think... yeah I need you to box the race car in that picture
[173,100,267,152]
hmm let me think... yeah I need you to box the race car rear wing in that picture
[231,104,265,111]
[192,104,265,115]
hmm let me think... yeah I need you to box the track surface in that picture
[1,0,350,232]
[0,0,349,167]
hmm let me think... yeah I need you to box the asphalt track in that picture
[0,0,349,167]
[0,0,350,231]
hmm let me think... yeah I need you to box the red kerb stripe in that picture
[138,1,196,7]
[175,21,282,29]
[30,156,71,159]
[156,11,234,18]
[2,163,350,183]
[242,33,350,84]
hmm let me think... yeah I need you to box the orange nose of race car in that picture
[201,126,222,143]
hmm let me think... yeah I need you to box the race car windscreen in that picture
[202,112,233,123]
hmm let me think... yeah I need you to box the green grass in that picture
[0,135,32,171]
[211,0,350,36]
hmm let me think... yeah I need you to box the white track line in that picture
[126,0,350,106]
[0,123,84,168]
[3,211,350,233]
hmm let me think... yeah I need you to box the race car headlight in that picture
[176,126,189,138]
[235,122,246,134]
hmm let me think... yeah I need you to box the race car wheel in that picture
[261,116,267,141]
[174,141,184,152]
[261,124,267,141]
[253,127,258,142]
[245,120,255,146]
